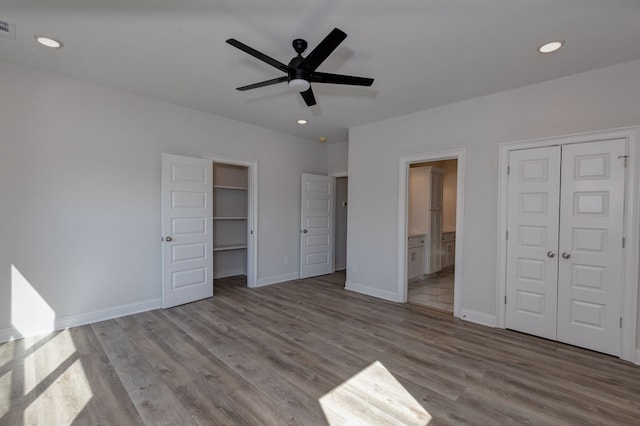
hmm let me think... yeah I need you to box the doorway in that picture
[208,155,258,288]
[406,160,457,312]
[397,149,465,318]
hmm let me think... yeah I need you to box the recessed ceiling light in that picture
[34,35,63,49]
[537,40,564,54]
[297,119,308,125]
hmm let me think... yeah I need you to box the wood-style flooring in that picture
[2,271,640,425]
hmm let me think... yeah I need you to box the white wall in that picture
[327,141,349,175]
[347,59,640,325]
[0,60,326,339]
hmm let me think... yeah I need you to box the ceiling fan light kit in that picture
[226,28,374,107]
[289,78,310,92]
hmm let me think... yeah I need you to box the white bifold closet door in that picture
[506,139,626,356]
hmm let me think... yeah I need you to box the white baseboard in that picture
[0,298,162,344]
[635,349,640,365]
[214,268,247,279]
[460,309,497,327]
[0,326,19,343]
[335,263,346,271]
[256,272,300,288]
[55,298,162,330]
[345,281,400,303]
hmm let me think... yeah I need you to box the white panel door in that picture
[506,146,561,340]
[556,139,626,355]
[161,154,213,308]
[300,173,333,279]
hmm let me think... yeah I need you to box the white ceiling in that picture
[2,0,640,143]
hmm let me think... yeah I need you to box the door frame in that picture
[332,171,348,273]
[496,126,640,363]
[205,154,258,288]
[397,148,466,318]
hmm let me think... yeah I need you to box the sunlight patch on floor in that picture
[23,330,77,396]
[319,361,431,425]
[11,265,55,337]
[25,358,92,424]
[0,370,11,417]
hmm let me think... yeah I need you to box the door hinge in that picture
[622,237,625,248]
[250,230,254,235]
[507,166,510,175]
[620,317,623,328]
[618,155,629,168]
[506,231,509,240]
[505,295,507,304]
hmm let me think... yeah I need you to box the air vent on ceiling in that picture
[0,19,16,40]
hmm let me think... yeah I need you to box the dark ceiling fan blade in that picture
[300,28,347,72]
[236,76,288,91]
[310,72,374,86]
[299,87,316,106]
[226,39,289,73]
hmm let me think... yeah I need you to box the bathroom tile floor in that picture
[408,268,454,313]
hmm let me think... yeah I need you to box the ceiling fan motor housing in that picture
[289,66,307,83]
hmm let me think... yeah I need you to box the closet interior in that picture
[213,162,249,279]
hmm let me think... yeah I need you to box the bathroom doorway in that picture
[406,159,457,312]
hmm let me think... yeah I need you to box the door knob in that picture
[547,251,555,258]
[561,252,571,259]
[164,236,173,242]
[302,229,308,233]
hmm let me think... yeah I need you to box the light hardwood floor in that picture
[408,269,454,313]
[2,272,640,425]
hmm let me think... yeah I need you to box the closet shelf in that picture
[213,185,248,191]
[213,244,248,252]
[213,216,248,220]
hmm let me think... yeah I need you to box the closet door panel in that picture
[505,146,561,340]
[556,139,626,356]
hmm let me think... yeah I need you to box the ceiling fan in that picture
[226,28,374,107]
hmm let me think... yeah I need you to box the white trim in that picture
[256,272,300,287]
[0,298,162,344]
[635,349,640,365]
[397,148,466,319]
[460,309,497,327]
[55,299,162,329]
[496,125,639,363]
[345,281,399,302]
[205,154,259,289]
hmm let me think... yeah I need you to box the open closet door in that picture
[300,173,333,278]
[161,154,213,308]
